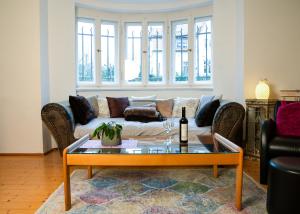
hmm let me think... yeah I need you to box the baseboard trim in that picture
[44,148,58,155]
[0,148,58,156]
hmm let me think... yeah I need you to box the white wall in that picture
[0,0,76,153]
[0,0,44,153]
[48,0,76,102]
[46,0,76,149]
[213,0,244,103]
[244,0,300,99]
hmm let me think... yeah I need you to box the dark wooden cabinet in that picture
[245,99,277,158]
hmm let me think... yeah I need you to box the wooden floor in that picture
[0,150,263,214]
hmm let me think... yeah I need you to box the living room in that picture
[0,0,300,213]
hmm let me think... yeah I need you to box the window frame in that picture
[170,19,189,85]
[147,22,166,85]
[193,16,213,85]
[100,20,119,85]
[123,22,143,85]
[76,17,96,86]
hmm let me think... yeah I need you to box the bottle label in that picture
[181,124,188,141]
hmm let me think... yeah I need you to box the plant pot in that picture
[101,133,121,146]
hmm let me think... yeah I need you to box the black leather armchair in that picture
[260,101,300,184]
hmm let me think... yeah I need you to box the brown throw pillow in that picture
[124,106,158,118]
[69,95,96,125]
[124,106,164,123]
[156,99,174,118]
[106,97,130,118]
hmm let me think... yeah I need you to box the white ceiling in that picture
[76,0,213,13]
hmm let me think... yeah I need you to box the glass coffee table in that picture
[63,133,243,211]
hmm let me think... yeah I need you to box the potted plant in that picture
[92,122,123,146]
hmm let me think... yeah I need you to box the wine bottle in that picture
[180,143,188,153]
[179,107,188,143]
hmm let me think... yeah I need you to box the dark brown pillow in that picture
[69,95,96,125]
[106,97,130,118]
[124,106,158,118]
[124,106,164,123]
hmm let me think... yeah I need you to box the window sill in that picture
[76,85,213,92]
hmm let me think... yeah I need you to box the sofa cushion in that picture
[106,97,130,118]
[131,95,157,100]
[124,106,163,123]
[97,98,110,117]
[74,117,211,139]
[129,100,156,107]
[195,99,220,127]
[156,99,174,118]
[129,96,156,107]
[172,97,199,118]
[87,96,99,117]
[69,95,96,125]
[124,106,158,118]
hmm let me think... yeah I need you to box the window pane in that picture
[194,18,212,82]
[172,21,188,82]
[101,22,117,83]
[77,20,95,83]
[148,23,163,83]
[125,23,142,83]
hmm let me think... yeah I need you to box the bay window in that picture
[147,23,164,83]
[77,19,95,84]
[171,20,189,83]
[101,21,118,83]
[194,17,212,82]
[76,16,212,88]
[125,23,142,83]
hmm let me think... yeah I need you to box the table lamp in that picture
[255,79,270,99]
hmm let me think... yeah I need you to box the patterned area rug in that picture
[36,168,267,214]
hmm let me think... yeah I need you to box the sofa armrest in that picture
[41,101,76,155]
[260,119,276,184]
[212,101,245,147]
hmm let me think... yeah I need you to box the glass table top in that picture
[68,135,239,155]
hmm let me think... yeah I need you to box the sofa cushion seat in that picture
[74,117,211,140]
[269,136,300,157]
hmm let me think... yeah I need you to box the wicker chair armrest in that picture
[212,101,245,146]
[41,102,76,155]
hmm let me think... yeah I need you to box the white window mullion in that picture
[188,17,194,85]
[164,20,171,85]
[142,22,147,86]
[168,20,173,85]
[95,20,101,86]
[119,21,125,86]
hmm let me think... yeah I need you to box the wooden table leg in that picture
[63,151,71,211]
[235,151,243,211]
[87,166,93,179]
[213,165,218,178]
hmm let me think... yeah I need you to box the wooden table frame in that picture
[63,133,243,211]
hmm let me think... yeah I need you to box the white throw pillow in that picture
[97,98,110,117]
[131,95,157,100]
[172,97,199,118]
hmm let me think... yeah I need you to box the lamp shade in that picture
[255,80,270,99]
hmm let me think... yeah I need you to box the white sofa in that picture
[41,96,245,155]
